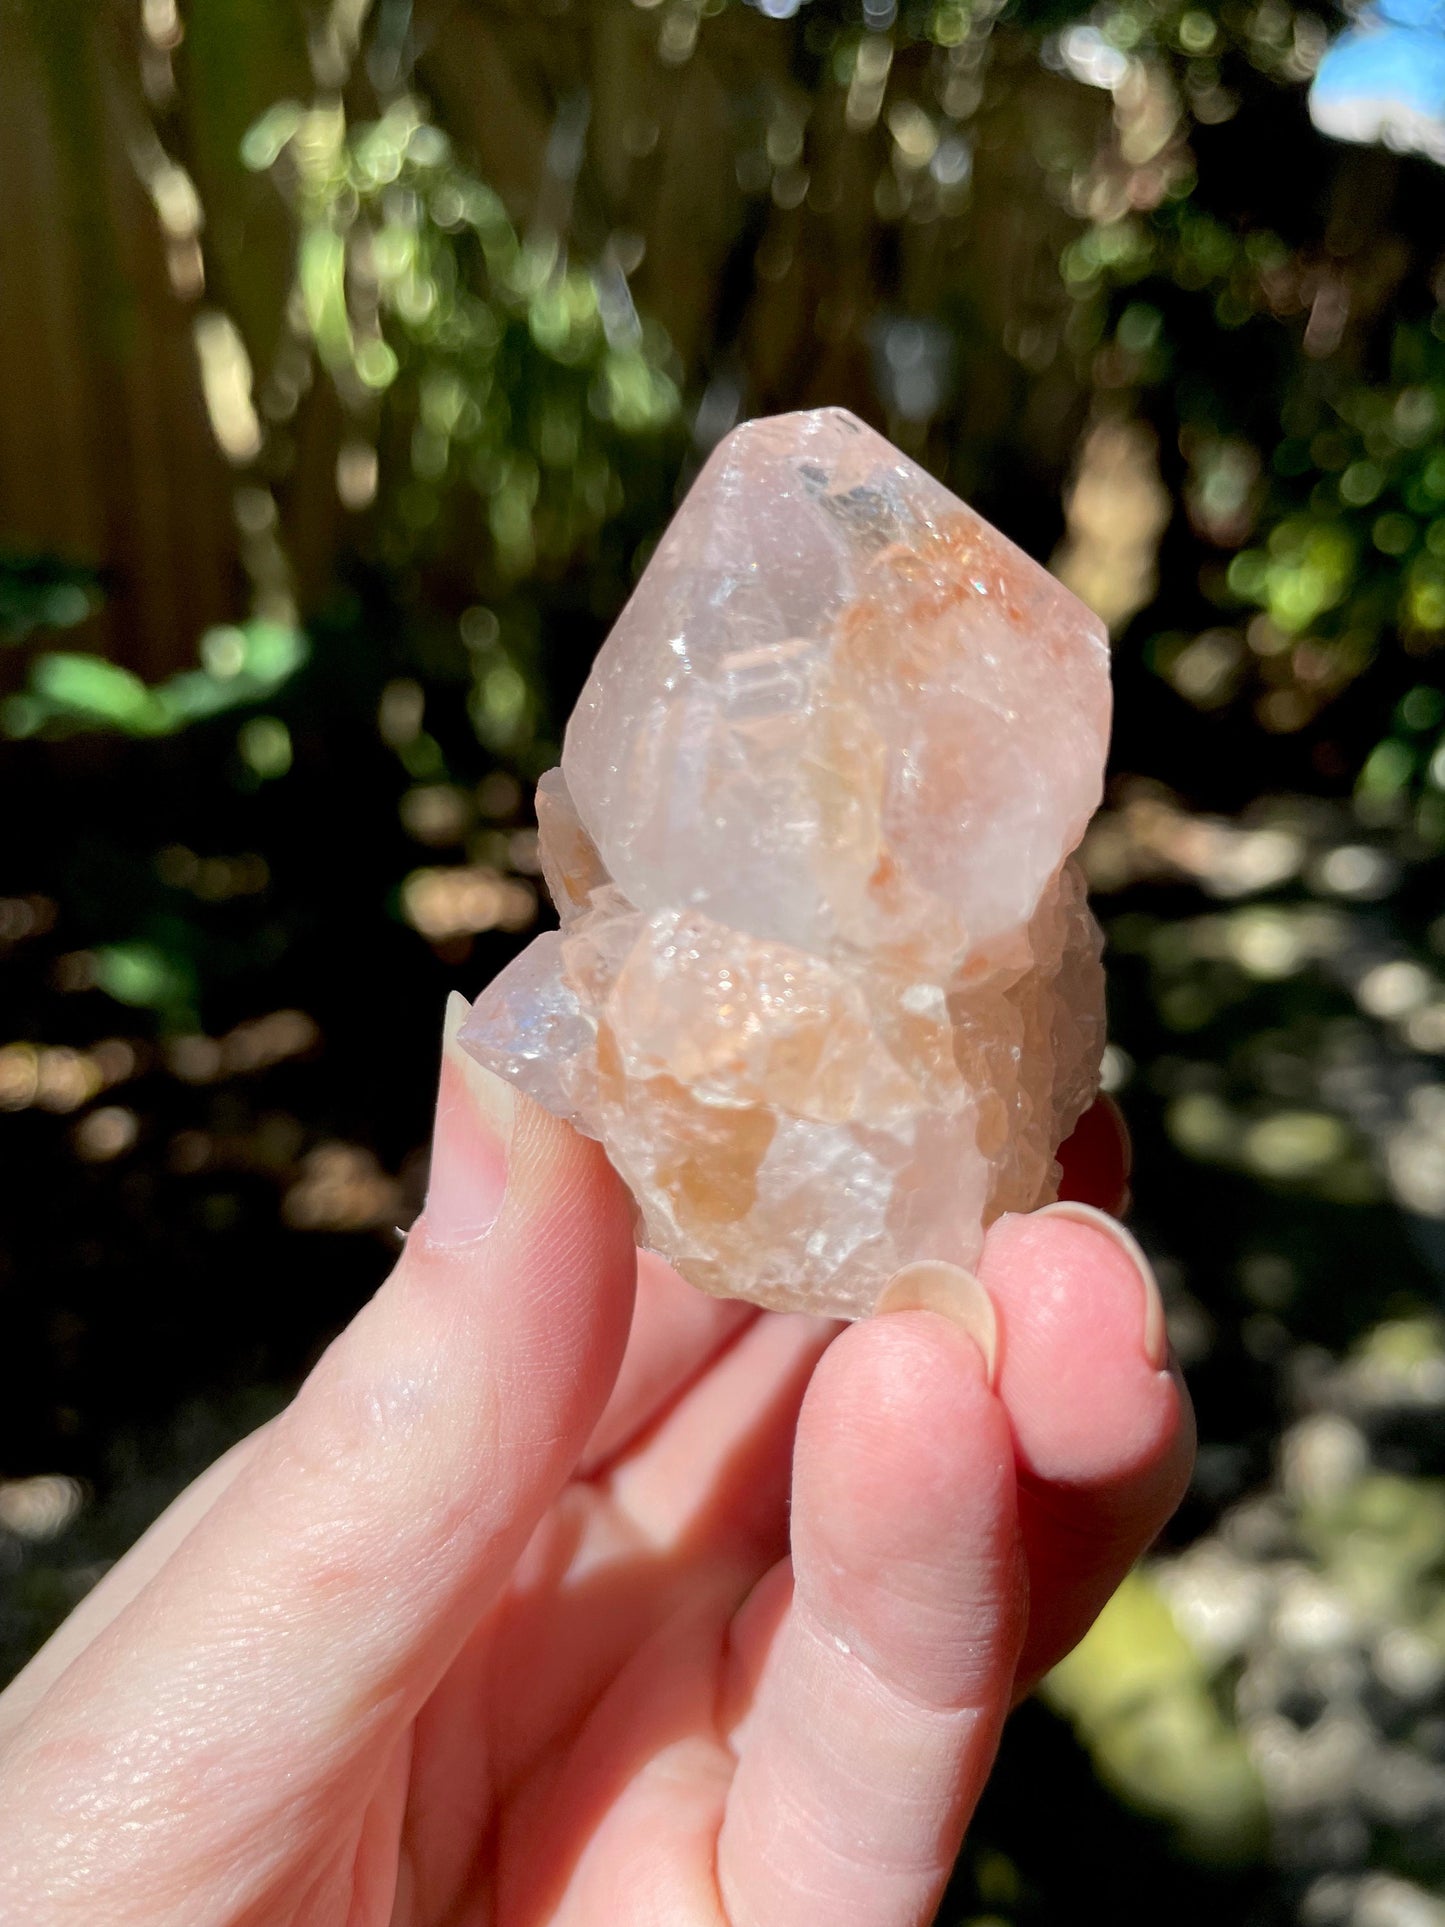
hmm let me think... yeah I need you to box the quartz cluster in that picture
[461,407,1111,1318]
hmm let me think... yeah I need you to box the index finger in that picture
[0,998,638,1922]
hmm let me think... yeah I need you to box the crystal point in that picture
[462,407,1110,1318]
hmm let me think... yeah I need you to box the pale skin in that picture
[0,1021,1193,1926]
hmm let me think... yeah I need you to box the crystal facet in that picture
[462,407,1111,1318]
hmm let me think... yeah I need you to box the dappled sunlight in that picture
[1051,1312,1445,1919]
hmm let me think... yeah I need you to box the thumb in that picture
[0,993,637,1916]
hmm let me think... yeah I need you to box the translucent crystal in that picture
[462,407,1110,1318]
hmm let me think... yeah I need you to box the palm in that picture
[375,1286,826,1925]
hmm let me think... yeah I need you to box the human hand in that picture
[0,995,1192,1926]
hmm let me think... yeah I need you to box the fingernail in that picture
[1033,1200,1168,1370]
[874,1260,997,1384]
[423,991,513,1246]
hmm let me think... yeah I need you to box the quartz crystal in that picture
[461,407,1110,1318]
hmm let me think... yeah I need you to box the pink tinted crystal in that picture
[462,407,1110,1318]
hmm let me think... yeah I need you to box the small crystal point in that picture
[463,407,1110,1318]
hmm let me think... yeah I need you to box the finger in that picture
[478,1311,835,1794]
[717,1310,1026,1927]
[579,1249,757,1476]
[0,1421,272,1739]
[0,993,637,1922]
[978,1203,1194,1693]
[0,1209,752,1738]
[606,1310,835,1554]
[492,1597,737,1927]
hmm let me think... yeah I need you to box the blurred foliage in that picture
[244,93,681,577]
[1043,1566,1269,1861]
[5,619,307,740]
[5,2,1445,1923]
[0,557,102,645]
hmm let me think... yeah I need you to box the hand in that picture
[0,998,1192,1926]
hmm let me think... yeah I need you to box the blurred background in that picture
[2,0,1444,1919]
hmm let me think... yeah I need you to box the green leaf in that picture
[300,227,355,372]
[240,100,303,172]
[30,655,170,734]
[18,623,306,738]
[92,942,194,1015]
[1044,1569,1267,1863]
